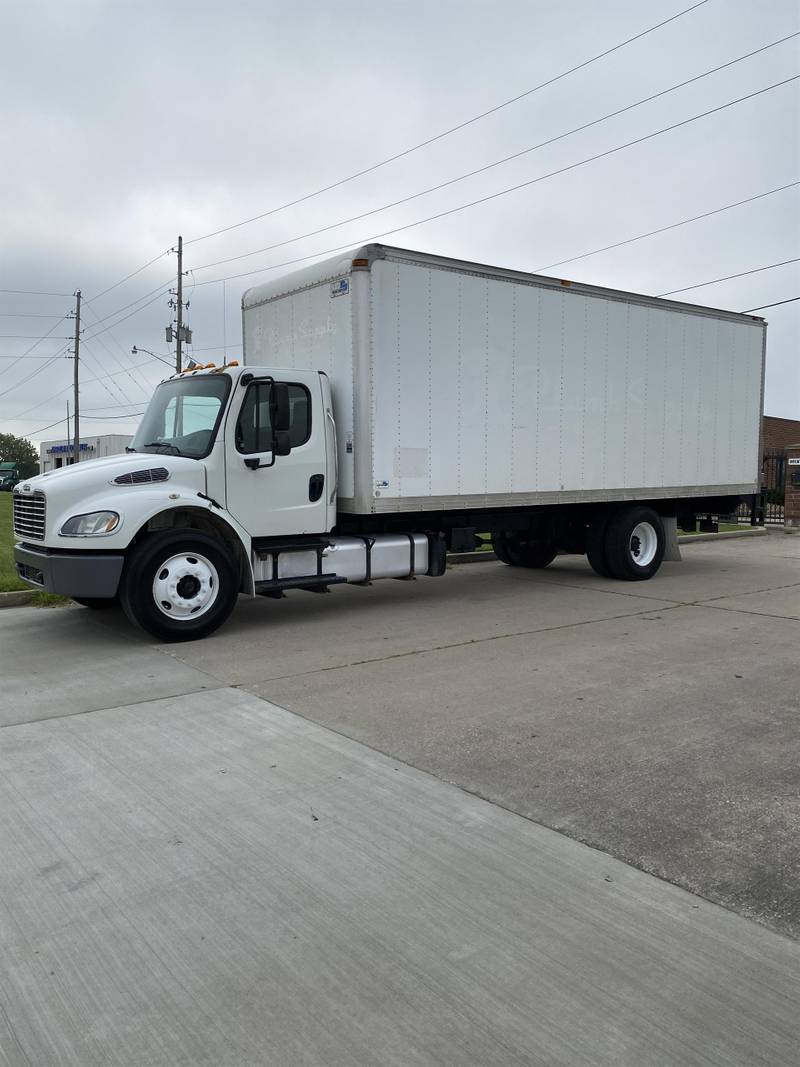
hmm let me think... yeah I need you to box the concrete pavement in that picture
[0,533,798,1063]
[163,532,800,938]
[1,687,798,1066]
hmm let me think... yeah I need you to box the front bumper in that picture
[14,542,124,598]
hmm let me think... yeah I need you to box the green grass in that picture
[680,522,748,536]
[0,494,68,604]
[0,494,25,592]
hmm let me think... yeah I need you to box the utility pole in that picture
[72,290,81,465]
[167,236,190,372]
[175,235,183,373]
[66,400,70,451]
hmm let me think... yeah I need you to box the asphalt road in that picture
[0,532,798,1065]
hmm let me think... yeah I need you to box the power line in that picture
[742,295,800,312]
[0,313,72,381]
[0,289,72,297]
[0,334,72,340]
[0,312,66,318]
[81,286,174,341]
[534,181,800,271]
[4,359,162,423]
[193,33,800,275]
[82,412,144,419]
[82,303,158,397]
[184,0,711,248]
[87,249,172,304]
[191,74,800,290]
[657,257,800,296]
[0,349,69,402]
[80,277,173,331]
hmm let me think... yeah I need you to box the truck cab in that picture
[13,363,436,641]
[13,366,333,633]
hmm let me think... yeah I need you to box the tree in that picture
[0,433,39,479]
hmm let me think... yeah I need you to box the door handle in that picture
[309,474,325,502]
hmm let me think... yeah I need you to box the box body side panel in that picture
[368,258,764,509]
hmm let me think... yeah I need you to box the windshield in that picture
[131,375,231,459]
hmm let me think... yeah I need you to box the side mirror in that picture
[270,383,291,433]
[273,429,292,456]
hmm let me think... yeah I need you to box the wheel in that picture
[491,532,515,565]
[586,512,613,578]
[72,596,118,609]
[119,529,239,642]
[603,507,665,581]
[492,532,559,569]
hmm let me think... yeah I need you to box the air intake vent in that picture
[114,467,170,485]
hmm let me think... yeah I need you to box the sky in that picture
[1,0,798,447]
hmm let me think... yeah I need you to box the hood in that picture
[23,452,205,493]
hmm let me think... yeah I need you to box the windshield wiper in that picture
[125,446,136,453]
[140,441,182,456]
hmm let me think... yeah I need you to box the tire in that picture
[72,596,119,609]
[119,529,239,642]
[586,512,613,578]
[603,506,665,581]
[492,532,559,569]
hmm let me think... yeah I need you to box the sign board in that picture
[788,457,800,466]
[47,443,93,454]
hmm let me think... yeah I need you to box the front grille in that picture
[13,491,46,540]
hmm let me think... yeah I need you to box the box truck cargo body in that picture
[242,244,765,517]
[13,244,766,641]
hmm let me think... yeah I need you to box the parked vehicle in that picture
[0,462,19,491]
[13,244,766,640]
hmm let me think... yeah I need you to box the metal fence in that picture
[731,448,785,525]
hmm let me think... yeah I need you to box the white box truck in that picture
[13,244,766,641]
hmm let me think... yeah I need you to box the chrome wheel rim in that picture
[629,522,658,567]
[152,552,219,619]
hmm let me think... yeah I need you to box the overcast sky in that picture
[1,0,798,446]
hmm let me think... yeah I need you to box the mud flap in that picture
[662,515,682,562]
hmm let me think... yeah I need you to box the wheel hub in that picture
[628,522,657,568]
[153,552,219,619]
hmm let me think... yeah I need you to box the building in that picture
[39,434,133,474]
[763,415,800,452]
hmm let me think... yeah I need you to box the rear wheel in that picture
[492,532,559,569]
[586,512,613,578]
[603,507,665,581]
[120,529,239,642]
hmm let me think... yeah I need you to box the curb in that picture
[0,590,40,609]
[679,528,769,545]
[447,527,770,565]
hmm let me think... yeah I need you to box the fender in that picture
[47,485,256,596]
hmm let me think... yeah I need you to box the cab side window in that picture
[236,382,311,453]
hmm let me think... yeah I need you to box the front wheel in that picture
[120,529,239,642]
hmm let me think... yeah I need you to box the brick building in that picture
[763,415,800,452]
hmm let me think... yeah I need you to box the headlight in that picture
[60,511,121,536]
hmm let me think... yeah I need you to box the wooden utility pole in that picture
[72,290,81,464]
[175,235,183,373]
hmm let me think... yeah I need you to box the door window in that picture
[235,382,311,453]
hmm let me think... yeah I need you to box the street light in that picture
[131,345,174,368]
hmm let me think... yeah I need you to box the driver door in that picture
[224,370,329,537]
